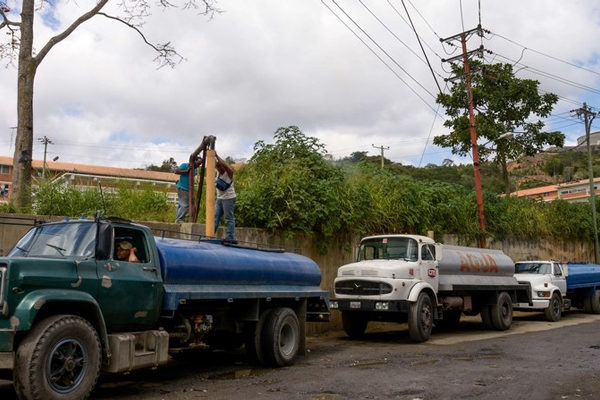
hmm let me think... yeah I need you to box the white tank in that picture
[437,245,518,291]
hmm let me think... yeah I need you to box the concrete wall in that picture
[1,214,596,333]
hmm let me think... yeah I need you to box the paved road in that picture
[2,311,600,400]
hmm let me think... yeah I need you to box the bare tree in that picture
[1,0,218,210]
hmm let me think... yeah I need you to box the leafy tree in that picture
[434,61,564,195]
[0,0,218,210]
[345,151,368,163]
[146,157,178,172]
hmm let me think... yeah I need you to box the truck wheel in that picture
[408,293,433,342]
[490,292,513,331]
[544,292,562,322]
[13,315,101,400]
[480,306,494,329]
[584,290,600,314]
[341,312,368,339]
[262,308,300,367]
[244,309,274,366]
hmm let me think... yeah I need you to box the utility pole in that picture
[441,25,486,248]
[38,136,54,179]
[573,103,599,263]
[372,144,390,169]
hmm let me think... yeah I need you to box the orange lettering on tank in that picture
[458,252,499,273]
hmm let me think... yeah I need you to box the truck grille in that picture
[335,280,393,296]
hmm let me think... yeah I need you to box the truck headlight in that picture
[375,302,389,311]
[537,291,551,298]
[330,301,338,309]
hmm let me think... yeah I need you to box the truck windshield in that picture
[515,263,552,274]
[358,237,418,261]
[7,222,97,258]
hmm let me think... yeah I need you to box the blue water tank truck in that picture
[514,260,600,321]
[0,218,329,400]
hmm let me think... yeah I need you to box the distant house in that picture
[510,177,600,203]
[0,157,179,203]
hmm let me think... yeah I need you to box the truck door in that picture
[420,244,439,292]
[552,263,567,295]
[96,225,163,331]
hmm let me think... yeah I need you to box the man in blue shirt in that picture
[175,158,202,223]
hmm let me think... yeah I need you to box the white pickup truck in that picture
[514,260,600,321]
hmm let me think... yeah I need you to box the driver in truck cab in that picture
[116,240,139,263]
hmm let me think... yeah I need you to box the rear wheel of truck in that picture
[408,293,433,342]
[545,292,562,322]
[583,290,600,314]
[490,292,513,330]
[13,315,101,400]
[262,307,300,367]
[480,306,494,329]
[244,308,274,366]
[341,312,368,339]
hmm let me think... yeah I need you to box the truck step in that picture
[104,330,169,373]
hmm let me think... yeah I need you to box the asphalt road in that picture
[2,311,600,400]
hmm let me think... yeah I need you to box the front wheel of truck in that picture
[545,292,562,322]
[13,315,101,400]
[408,293,433,342]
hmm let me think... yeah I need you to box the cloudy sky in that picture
[1,0,600,169]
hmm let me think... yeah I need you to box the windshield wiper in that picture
[15,246,29,256]
[46,243,66,256]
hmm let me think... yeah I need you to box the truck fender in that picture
[407,282,438,305]
[11,289,110,359]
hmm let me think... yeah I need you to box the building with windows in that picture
[509,177,600,203]
[0,156,179,204]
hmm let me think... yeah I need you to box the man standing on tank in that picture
[175,157,202,223]
[214,153,236,242]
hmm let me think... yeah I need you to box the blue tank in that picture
[155,237,321,286]
[154,237,326,310]
[566,262,600,290]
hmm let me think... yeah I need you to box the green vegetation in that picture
[15,127,599,246]
[434,61,564,194]
[33,183,174,222]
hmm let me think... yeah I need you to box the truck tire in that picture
[262,307,300,367]
[244,308,274,366]
[545,292,562,322]
[13,315,101,400]
[408,293,433,342]
[480,306,494,329]
[490,292,513,331]
[583,290,600,314]
[341,312,368,339]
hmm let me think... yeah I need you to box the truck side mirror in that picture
[96,222,113,260]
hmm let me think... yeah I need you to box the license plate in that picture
[350,301,361,309]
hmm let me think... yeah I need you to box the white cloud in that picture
[1,0,600,169]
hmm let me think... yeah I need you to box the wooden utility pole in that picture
[573,103,599,263]
[38,136,53,179]
[372,144,390,169]
[441,26,486,248]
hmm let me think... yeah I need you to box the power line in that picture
[398,0,443,94]
[372,144,390,169]
[489,31,600,78]
[405,0,441,40]
[419,82,449,167]
[327,0,436,98]
[385,0,445,60]
[490,51,600,96]
[321,0,440,114]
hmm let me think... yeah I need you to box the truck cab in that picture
[514,260,568,321]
